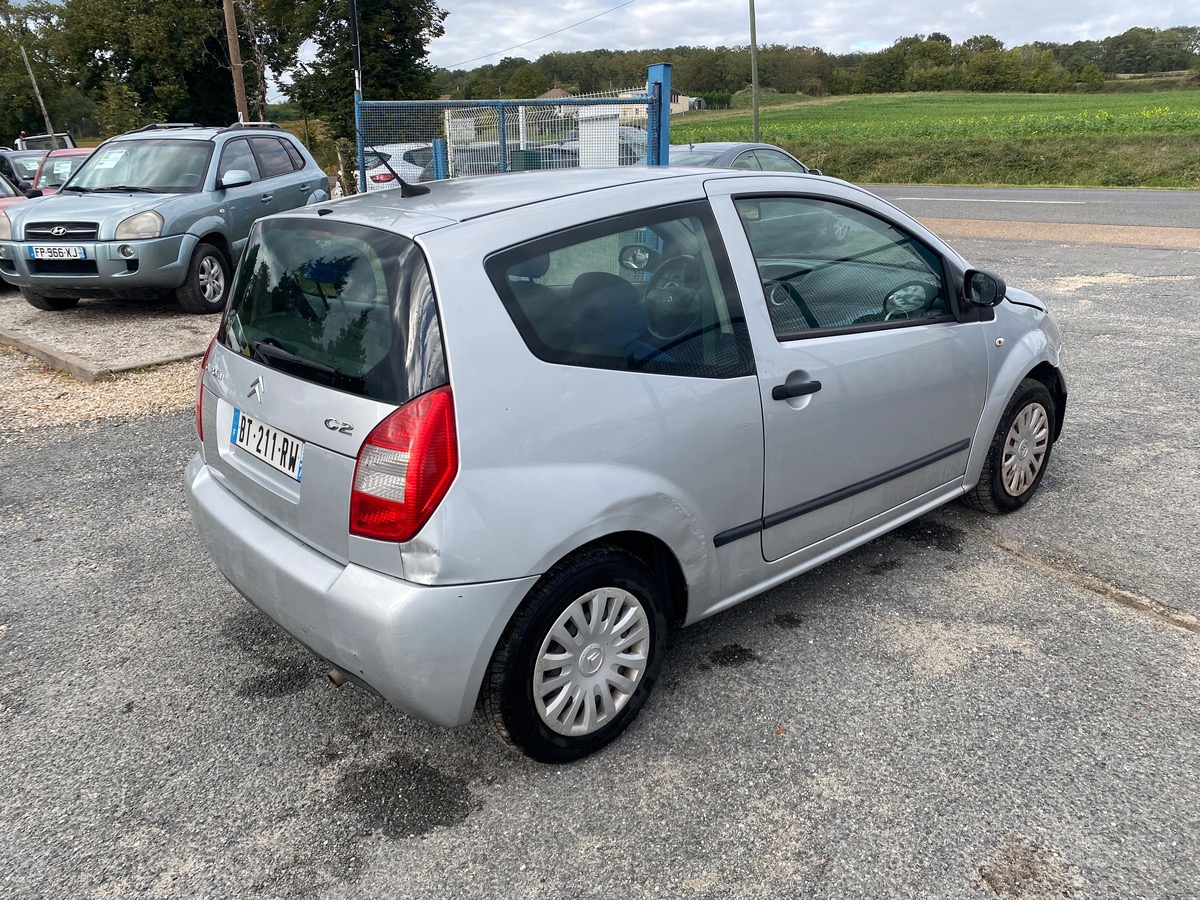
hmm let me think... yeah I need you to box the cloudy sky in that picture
[426,0,1197,70]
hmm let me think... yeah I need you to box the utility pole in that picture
[221,0,250,122]
[19,45,59,148]
[748,0,760,141]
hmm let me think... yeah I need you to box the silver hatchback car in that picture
[186,167,1066,762]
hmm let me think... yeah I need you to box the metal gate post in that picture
[497,103,509,173]
[646,63,671,166]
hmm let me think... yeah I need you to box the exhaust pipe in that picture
[327,667,349,688]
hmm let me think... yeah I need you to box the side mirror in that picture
[808,167,822,176]
[619,244,660,271]
[965,269,1006,307]
[23,188,43,198]
[219,169,253,189]
[17,180,32,192]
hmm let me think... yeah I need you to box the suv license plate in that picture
[27,245,87,260]
[231,408,303,482]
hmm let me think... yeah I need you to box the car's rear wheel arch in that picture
[573,531,688,629]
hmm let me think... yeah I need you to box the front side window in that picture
[218,139,261,182]
[70,140,212,193]
[487,202,753,379]
[735,196,950,339]
[753,150,807,173]
[221,219,446,404]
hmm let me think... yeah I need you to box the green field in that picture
[670,91,1200,187]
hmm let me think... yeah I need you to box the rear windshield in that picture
[220,218,446,405]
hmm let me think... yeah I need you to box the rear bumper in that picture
[185,453,537,727]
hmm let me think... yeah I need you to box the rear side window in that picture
[220,219,446,405]
[281,139,305,171]
[486,202,754,379]
[251,138,294,178]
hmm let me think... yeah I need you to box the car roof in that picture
[290,167,708,232]
[106,124,296,144]
[670,142,773,153]
[42,147,93,157]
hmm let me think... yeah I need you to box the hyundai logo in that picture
[50,225,68,237]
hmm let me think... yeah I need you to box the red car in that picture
[29,147,93,196]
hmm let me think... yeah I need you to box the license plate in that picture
[230,408,304,482]
[27,244,87,260]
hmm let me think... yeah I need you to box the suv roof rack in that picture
[131,123,206,132]
[221,122,282,132]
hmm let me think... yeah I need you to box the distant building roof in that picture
[538,87,572,99]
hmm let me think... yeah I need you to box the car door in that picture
[215,138,265,258]
[251,137,311,212]
[707,179,990,562]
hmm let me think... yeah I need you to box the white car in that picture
[359,143,431,191]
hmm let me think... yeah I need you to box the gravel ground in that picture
[0,346,196,434]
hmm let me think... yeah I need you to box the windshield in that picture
[221,218,446,404]
[0,175,15,197]
[69,140,212,193]
[37,155,89,189]
[9,154,44,180]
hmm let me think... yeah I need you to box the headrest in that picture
[509,253,550,280]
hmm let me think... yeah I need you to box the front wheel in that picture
[965,378,1055,514]
[483,546,668,763]
[175,243,230,314]
[21,288,79,311]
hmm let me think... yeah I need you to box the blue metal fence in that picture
[351,65,671,194]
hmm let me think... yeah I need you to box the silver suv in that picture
[0,122,328,313]
[186,167,1066,762]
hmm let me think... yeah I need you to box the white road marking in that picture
[895,197,1088,204]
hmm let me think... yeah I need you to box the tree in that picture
[963,50,1025,91]
[505,64,551,99]
[291,0,447,140]
[55,0,237,126]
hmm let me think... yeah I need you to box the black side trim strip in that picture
[712,439,971,548]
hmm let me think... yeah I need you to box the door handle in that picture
[260,194,273,203]
[772,379,822,401]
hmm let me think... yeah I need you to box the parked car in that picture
[670,141,820,175]
[0,172,27,212]
[0,122,329,313]
[14,132,77,151]
[186,166,1066,763]
[359,142,431,190]
[27,147,94,197]
[555,126,647,166]
[0,149,47,190]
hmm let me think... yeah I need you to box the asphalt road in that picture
[871,185,1200,229]
[2,209,1198,898]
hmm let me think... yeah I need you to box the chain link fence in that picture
[348,80,666,194]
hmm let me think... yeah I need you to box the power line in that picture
[441,0,641,69]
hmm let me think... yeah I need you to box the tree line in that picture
[435,26,1200,104]
[2,0,1197,146]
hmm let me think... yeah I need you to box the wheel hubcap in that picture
[1001,402,1049,497]
[534,587,650,737]
[198,256,225,304]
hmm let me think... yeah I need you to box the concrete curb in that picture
[0,324,204,382]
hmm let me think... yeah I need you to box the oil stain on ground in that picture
[977,833,1082,898]
[335,752,478,838]
[709,643,759,668]
[894,519,966,553]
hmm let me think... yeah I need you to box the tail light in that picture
[196,334,217,442]
[350,386,458,542]
[370,172,397,184]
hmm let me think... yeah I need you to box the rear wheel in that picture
[175,243,230,314]
[21,288,79,311]
[484,546,668,763]
[965,378,1055,514]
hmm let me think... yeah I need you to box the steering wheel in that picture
[765,279,819,329]
[644,255,703,341]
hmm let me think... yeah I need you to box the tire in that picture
[21,288,79,311]
[483,545,668,763]
[964,377,1055,514]
[175,243,230,314]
